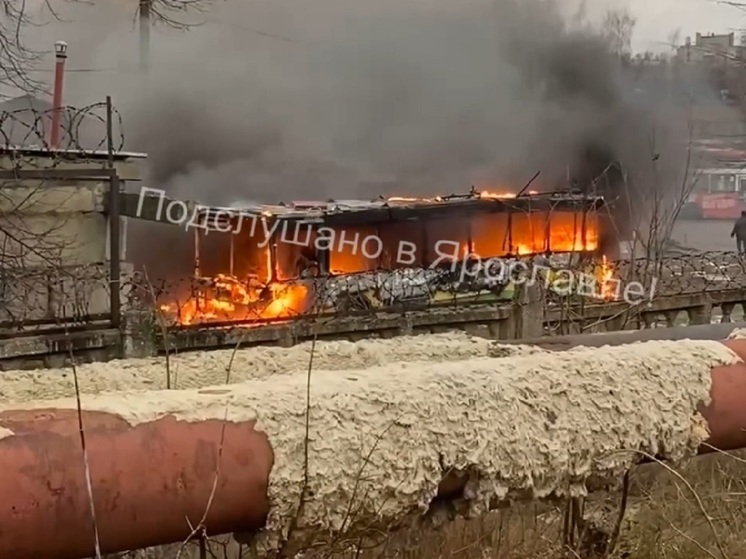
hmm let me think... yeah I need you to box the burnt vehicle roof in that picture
[198,190,606,229]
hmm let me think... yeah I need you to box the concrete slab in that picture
[0,152,143,182]
[0,183,105,214]
[0,212,107,267]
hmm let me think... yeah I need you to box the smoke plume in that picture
[93,0,689,202]
[48,0,710,275]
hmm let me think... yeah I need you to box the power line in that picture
[206,20,298,43]
[24,19,298,75]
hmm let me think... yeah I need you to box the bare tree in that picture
[668,29,681,55]
[137,0,212,30]
[629,123,701,259]
[0,0,56,95]
[601,7,636,60]
[0,0,212,96]
[711,0,746,12]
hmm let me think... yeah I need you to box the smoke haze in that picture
[20,0,715,275]
[49,0,694,204]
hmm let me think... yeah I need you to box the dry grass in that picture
[107,450,746,559]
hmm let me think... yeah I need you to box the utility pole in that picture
[139,0,151,74]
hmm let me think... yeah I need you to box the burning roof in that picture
[196,189,606,230]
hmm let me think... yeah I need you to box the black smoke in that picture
[78,0,704,276]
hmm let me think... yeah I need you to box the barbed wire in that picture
[129,251,746,330]
[5,247,745,334]
[0,264,113,331]
[0,98,128,332]
[617,251,746,293]
[0,101,125,153]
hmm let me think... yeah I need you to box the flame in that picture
[161,190,606,325]
[159,255,613,326]
[387,196,442,203]
[386,190,540,202]
[264,246,272,283]
[597,255,616,300]
[160,276,308,326]
[387,196,426,202]
[478,190,539,199]
[469,211,599,256]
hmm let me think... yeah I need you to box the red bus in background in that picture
[682,167,746,220]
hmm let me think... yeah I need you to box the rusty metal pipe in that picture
[1,340,746,559]
[701,340,746,452]
[49,41,67,150]
[0,411,273,559]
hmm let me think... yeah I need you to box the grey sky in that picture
[27,0,746,54]
[624,0,746,51]
[13,0,746,100]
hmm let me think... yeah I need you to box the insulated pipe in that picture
[509,322,746,350]
[1,340,746,559]
[702,340,746,452]
[0,412,273,559]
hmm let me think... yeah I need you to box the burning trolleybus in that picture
[159,190,613,325]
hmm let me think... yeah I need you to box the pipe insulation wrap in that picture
[3,338,746,559]
[2,326,743,407]
[0,333,499,405]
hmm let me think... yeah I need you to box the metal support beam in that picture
[105,96,121,330]
[119,191,188,224]
[0,168,116,181]
[108,174,121,328]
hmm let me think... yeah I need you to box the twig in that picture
[516,170,541,197]
[225,330,249,383]
[612,449,730,559]
[701,443,746,464]
[330,417,402,554]
[278,327,318,556]
[66,334,102,559]
[606,469,630,556]
[667,520,722,559]
[562,498,572,546]
[175,406,228,559]
[142,265,173,389]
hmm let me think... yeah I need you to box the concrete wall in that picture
[2,287,746,370]
[151,289,746,354]
[0,150,140,326]
[0,150,142,180]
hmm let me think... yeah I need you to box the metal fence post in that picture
[109,172,122,328]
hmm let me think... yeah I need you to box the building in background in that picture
[676,32,746,65]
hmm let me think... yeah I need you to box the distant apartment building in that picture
[676,32,746,65]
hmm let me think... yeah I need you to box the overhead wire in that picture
[23,18,298,74]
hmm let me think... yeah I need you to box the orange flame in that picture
[160,276,308,326]
[478,190,539,199]
[386,195,446,204]
[597,255,616,300]
[160,189,606,325]
[386,190,539,202]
